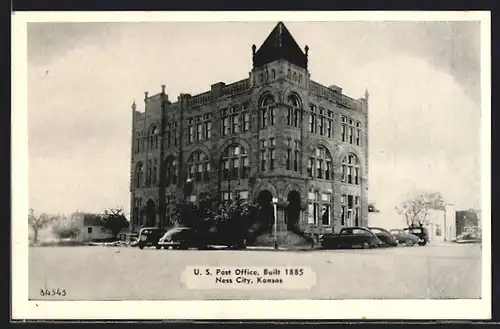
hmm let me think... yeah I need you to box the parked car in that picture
[135,227,167,249]
[389,229,420,246]
[319,227,383,249]
[403,227,429,246]
[158,226,246,250]
[367,227,398,247]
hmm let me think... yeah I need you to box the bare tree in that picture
[28,208,51,244]
[396,191,445,228]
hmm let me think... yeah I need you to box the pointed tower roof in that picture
[253,22,308,69]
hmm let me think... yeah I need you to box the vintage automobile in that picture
[135,227,167,250]
[367,227,398,247]
[389,229,420,246]
[158,226,246,250]
[403,226,430,246]
[319,227,383,249]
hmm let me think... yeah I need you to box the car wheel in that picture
[362,242,371,249]
[405,240,415,247]
[138,244,145,250]
[419,241,427,246]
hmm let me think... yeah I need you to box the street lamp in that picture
[272,197,278,250]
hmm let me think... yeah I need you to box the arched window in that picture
[135,162,144,188]
[259,94,275,128]
[286,93,302,127]
[187,150,210,182]
[307,146,333,180]
[165,156,178,186]
[293,72,297,82]
[148,125,159,150]
[146,159,156,186]
[271,69,276,79]
[341,154,361,185]
[221,144,250,180]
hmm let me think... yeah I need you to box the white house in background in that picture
[368,204,456,242]
[70,212,115,242]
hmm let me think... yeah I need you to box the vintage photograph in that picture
[13,11,490,319]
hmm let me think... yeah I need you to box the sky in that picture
[26,20,483,217]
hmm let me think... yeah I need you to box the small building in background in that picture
[70,212,115,242]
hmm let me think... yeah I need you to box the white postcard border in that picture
[12,11,492,320]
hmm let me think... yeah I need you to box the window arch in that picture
[259,93,276,128]
[148,125,159,150]
[135,162,144,188]
[286,93,303,128]
[307,146,333,180]
[165,156,178,186]
[145,159,157,186]
[187,150,210,182]
[293,72,297,82]
[221,144,250,180]
[341,154,361,185]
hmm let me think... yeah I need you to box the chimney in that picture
[210,82,225,100]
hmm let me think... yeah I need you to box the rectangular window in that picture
[196,124,203,141]
[313,203,320,225]
[260,151,266,171]
[243,113,250,131]
[341,165,346,182]
[308,192,315,201]
[307,158,314,177]
[270,107,276,125]
[195,164,203,182]
[349,127,353,144]
[203,163,210,182]
[205,122,212,139]
[223,159,229,179]
[342,125,346,142]
[317,160,323,179]
[188,126,194,143]
[322,205,330,226]
[310,104,316,112]
[321,193,331,202]
[355,167,360,185]
[347,166,353,184]
[232,115,240,134]
[310,114,316,133]
[287,108,292,126]
[188,164,195,179]
[242,157,250,178]
[261,109,267,128]
[319,117,324,135]
[294,109,300,127]
[348,195,353,208]
[356,129,361,146]
[286,149,292,170]
[308,204,315,224]
[239,191,249,199]
[341,206,346,225]
[355,208,360,226]
[325,161,331,180]
[341,195,346,204]
[223,192,230,201]
[270,138,275,147]
[231,158,239,179]
[327,120,333,138]
[222,118,229,136]
[270,149,275,170]
[355,196,360,205]
[294,150,299,171]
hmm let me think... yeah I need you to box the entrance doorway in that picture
[285,191,301,230]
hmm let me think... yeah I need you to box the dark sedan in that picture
[320,227,383,249]
[367,227,398,247]
[389,229,420,246]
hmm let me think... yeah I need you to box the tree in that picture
[396,191,445,228]
[368,203,380,213]
[28,208,51,243]
[51,215,81,239]
[100,208,130,237]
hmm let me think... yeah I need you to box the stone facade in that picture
[129,22,369,235]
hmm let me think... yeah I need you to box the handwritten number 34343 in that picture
[40,288,66,297]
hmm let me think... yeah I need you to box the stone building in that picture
[129,22,369,237]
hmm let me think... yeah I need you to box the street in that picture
[29,243,482,300]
